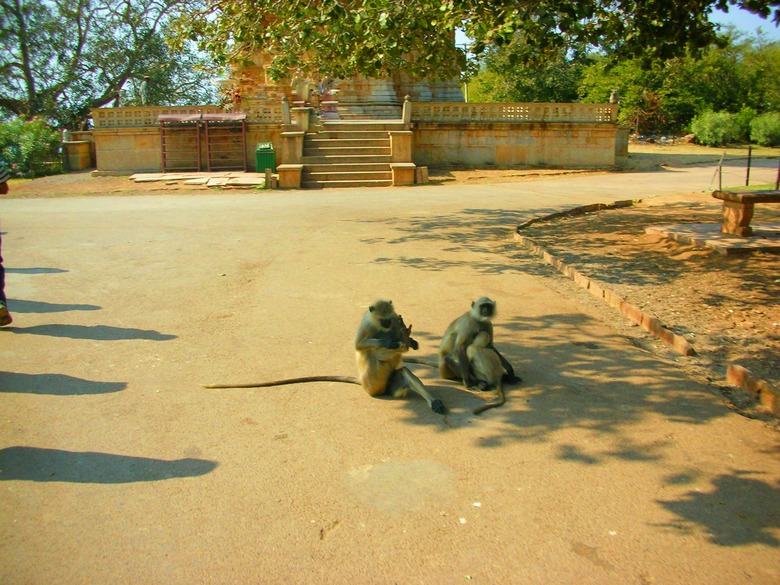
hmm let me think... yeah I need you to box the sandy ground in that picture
[0,146,779,584]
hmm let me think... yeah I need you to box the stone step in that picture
[302,178,394,189]
[304,170,392,182]
[319,120,406,133]
[302,154,392,164]
[308,130,393,140]
[303,132,390,148]
[303,146,391,157]
[304,162,392,173]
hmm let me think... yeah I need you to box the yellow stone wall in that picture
[412,122,621,168]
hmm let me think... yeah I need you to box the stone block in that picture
[277,164,303,188]
[391,163,416,186]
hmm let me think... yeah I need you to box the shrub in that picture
[750,113,780,146]
[733,107,757,142]
[690,111,738,146]
[0,118,62,177]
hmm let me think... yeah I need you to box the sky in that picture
[711,6,780,39]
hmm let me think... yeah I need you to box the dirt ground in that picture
[519,196,779,405]
[6,142,779,412]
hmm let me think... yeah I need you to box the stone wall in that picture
[412,122,622,168]
[89,102,625,173]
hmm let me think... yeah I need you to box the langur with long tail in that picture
[204,300,446,414]
[439,297,520,394]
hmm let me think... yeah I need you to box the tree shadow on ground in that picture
[396,311,729,449]
[658,471,780,547]
[0,372,126,395]
[5,324,176,341]
[0,446,217,483]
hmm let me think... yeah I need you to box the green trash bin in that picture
[255,142,276,172]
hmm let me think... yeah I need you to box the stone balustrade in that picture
[93,104,284,129]
[411,102,618,124]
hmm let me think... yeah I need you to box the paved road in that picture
[1,164,778,584]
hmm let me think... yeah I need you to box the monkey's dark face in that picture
[369,300,395,329]
[472,297,496,321]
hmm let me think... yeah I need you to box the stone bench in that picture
[711,189,780,236]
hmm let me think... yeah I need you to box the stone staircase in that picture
[301,120,407,188]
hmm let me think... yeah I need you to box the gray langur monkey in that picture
[204,300,446,415]
[467,331,507,415]
[438,297,520,393]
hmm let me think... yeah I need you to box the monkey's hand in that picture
[379,339,401,349]
[397,315,419,350]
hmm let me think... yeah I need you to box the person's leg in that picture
[0,234,11,326]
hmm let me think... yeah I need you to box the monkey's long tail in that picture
[472,386,505,415]
[203,376,360,389]
[403,357,438,368]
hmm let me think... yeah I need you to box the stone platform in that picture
[646,222,780,254]
[128,172,268,188]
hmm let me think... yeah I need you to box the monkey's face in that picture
[472,297,496,321]
[369,300,396,329]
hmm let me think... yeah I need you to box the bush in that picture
[750,113,780,146]
[691,111,739,147]
[733,107,757,142]
[0,118,62,177]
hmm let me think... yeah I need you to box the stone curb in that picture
[727,364,780,417]
[514,232,697,357]
[514,208,780,417]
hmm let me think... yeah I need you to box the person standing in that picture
[0,163,12,326]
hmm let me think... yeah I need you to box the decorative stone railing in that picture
[93,104,284,129]
[411,102,618,124]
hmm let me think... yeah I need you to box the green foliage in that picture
[0,1,224,128]
[0,119,62,177]
[733,107,758,141]
[750,112,780,145]
[468,33,592,103]
[170,1,780,83]
[691,111,739,146]
[578,30,780,136]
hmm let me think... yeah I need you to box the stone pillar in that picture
[281,131,305,164]
[721,200,755,236]
[291,107,312,132]
[390,130,413,162]
[402,95,412,128]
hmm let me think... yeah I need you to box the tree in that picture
[0,0,223,128]
[468,33,593,103]
[170,0,780,82]
[578,29,780,135]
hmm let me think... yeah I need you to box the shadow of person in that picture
[0,447,218,483]
[0,372,126,395]
[7,299,100,314]
[7,324,176,341]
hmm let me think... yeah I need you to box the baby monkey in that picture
[438,297,520,413]
[205,300,445,415]
[467,331,507,415]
